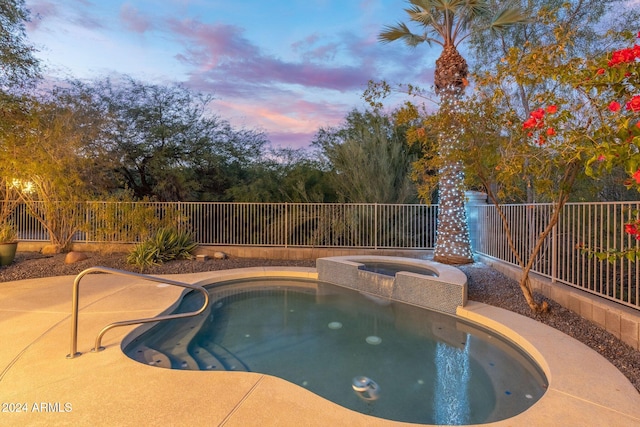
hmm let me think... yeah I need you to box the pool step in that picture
[189,344,227,371]
[194,342,250,372]
[166,345,200,370]
[130,344,173,369]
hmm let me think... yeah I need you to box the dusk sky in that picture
[24,0,442,149]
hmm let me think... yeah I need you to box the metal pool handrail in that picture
[66,266,209,359]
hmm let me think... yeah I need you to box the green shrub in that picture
[88,192,189,243]
[127,227,197,270]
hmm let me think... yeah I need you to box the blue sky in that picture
[24,0,442,149]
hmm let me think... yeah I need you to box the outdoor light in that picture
[11,178,34,194]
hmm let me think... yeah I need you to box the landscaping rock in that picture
[213,251,227,260]
[64,251,88,264]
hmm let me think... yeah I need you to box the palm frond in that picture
[408,0,435,10]
[453,1,487,42]
[406,6,446,41]
[383,0,527,49]
[434,0,460,14]
[460,0,492,18]
[378,22,428,46]
[406,6,434,26]
[490,8,531,31]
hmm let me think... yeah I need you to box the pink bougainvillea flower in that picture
[597,154,606,162]
[626,95,640,113]
[633,168,640,184]
[537,136,545,146]
[546,127,556,136]
[608,47,636,66]
[609,101,621,112]
[625,223,638,235]
[596,68,605,75]
[523,117,537,129]
[530,108,545,120]
[546,105,557,114]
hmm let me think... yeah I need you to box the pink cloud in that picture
[168,18,369,94]
[185,49,367,95]
[168,19,259,70]
[164,14,439,148]
[291,33,339,62]
[120,3,152,34]
[25,1,59,30]
[26,0,105,32]
[291,34,321,52]
[165,16,439,148]
[211,96,349,149]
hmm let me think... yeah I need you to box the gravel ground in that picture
[2,251,639,393]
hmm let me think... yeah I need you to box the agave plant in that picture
[127,227,197,270]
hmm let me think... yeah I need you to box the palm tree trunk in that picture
[432,45,473,264]
[434,159,474,264]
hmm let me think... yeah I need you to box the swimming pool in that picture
[124,278,547,425]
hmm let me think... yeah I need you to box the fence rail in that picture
[475,202,640,310]
[6,200,640,310]
[9,201,438,249]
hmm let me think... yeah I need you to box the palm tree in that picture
[379,0,527,264]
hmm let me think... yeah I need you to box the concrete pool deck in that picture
[1,267,639,426]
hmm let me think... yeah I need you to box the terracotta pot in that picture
[0,242,18,266]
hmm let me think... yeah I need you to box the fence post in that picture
[551,219,557,283]
[285,203,288,248]
[374,203,378,250]
[85,201,89,244]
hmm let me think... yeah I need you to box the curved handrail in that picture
[66,266,209,359]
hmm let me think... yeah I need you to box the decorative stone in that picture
[196,254,209,262]
[213,251,227,260]
[64,251,88,264]
[41,244,62,255]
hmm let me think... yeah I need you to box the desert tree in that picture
[313,109,418,204]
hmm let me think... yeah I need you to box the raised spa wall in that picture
[316,256,468,314]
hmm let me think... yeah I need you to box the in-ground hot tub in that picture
[316,256,467,314]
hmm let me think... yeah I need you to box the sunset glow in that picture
[25,0,440,148]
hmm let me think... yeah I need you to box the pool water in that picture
[358,261,437,277]
[124,279,547,425]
